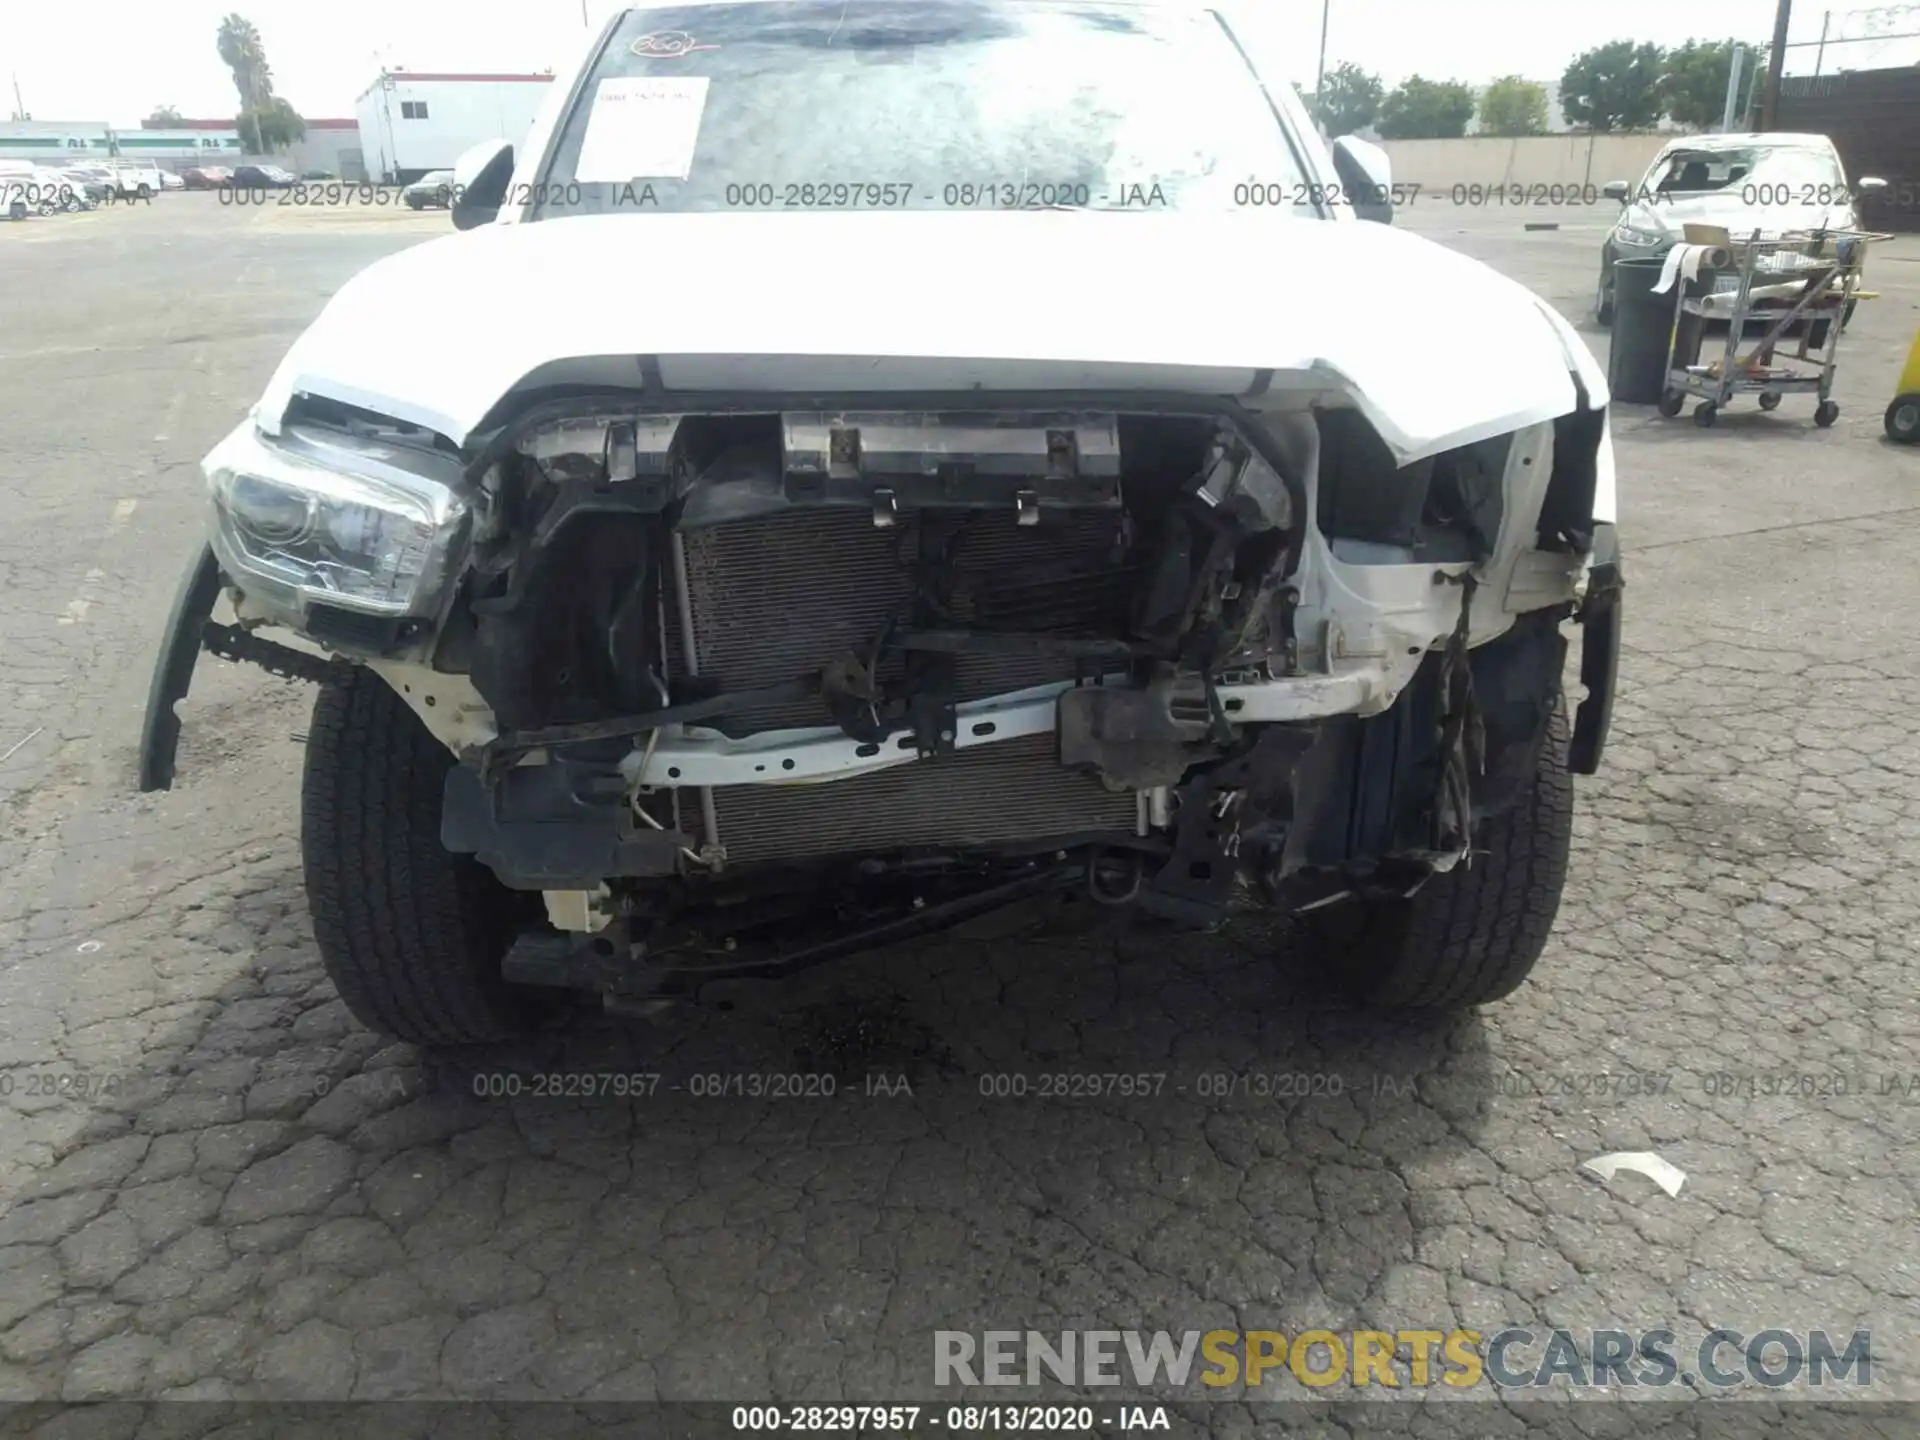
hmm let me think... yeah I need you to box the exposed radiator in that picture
[676,509,1136,733]
[673,509,1141,866]
[708,734,1138,866]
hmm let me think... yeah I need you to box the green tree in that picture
[247,96,305,150]
[1312,62,1384,137]
[217,13,273,152]
[1477,76,1550,136]
[1659,39,1744,130]
[145,105,184,127]
[1560,41,1666,132]
[1376,76,1477,140]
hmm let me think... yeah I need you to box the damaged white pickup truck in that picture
[140,0,1621,1045]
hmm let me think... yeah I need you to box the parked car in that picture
[0,174,29,221]
[181,166,234,190]
[66,163,115,189]
[140,0,1622,1047]
[110,163,165,199]
[231,164,297,189]
[160,171,185,191]
[1595,133,1886,324]
[28,167,89,212]
[301,169,337,181]
[402,170,455,210]
[62,168,115,203]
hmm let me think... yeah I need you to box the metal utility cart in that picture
[1657,228,1885,429]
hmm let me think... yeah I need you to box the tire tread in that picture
[1315,704,1575,1009]
[302,666,535,1045]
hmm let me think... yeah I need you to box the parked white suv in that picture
[111,162,165,199]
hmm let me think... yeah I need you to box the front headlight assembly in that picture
[203,420,470,626]
[1614,224,1666,248]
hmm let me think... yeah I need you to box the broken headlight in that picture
[203,421,469,618]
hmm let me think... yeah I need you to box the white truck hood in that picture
[255,211,1600,465]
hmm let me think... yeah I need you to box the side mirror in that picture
[1602,180,1630,203]
[451,140,514,231]
[1330,135,1394,224]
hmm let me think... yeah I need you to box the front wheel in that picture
[1887,394,1920,444]
[1657,389,1685,418]
[1302,703,1573,1009]
[303,665,553,1045]
[1815,400,1840,429]
[1594,263,1615,327]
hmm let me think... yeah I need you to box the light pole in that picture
[1759,0,1793,130]
[1314,0,1332,110]
[1721,43,1746,131]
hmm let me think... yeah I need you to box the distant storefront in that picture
[0,121,112,162]
[0,121,241,165]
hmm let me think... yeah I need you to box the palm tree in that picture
[216,14,272,153]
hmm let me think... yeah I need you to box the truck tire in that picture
[1306,702,1574,1009]
[302,664,552,1045]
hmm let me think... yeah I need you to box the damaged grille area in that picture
[676,508,1139,734]
[466,404,1304,877]
[678,512,914,733]
[674,507,1143,865]
[703,734,1138,866]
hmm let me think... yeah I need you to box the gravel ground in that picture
[0,192,1916,1426]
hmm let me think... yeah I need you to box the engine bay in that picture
[452,407,1302,756]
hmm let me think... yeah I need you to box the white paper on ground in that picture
[1581,1151,1687,1198]
[574,76,711,183]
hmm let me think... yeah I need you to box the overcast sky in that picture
[4,0,1908,126]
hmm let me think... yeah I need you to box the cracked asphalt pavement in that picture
[0,195,1917,1422]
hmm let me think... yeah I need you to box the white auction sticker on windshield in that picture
[574,76,710,182]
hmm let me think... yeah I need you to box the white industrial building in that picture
[0,120,243,167]
[0,119,104,161]
[353,71,555,184]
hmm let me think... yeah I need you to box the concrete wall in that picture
[1380,134,1674,194]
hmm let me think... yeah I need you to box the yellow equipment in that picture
[1891,328,1920,444]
